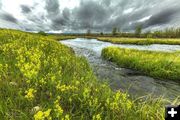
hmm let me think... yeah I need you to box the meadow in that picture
[97,37,180,45]
[102,47,180,81]
[0,29,178,120]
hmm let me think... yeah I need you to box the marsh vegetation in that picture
[98,37,180,45]
[102,47,180,81]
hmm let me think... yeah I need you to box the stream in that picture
[60,38,180,100]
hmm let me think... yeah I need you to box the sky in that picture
[0,0,180,33]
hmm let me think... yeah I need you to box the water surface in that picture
[60,38,180,100]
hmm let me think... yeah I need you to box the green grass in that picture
[102,47,180,81]
[0,29,178,120]
[48,34,77,41]
[97,37,180,45]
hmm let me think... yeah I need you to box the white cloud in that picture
[59,0,80,10]
[48,30,62,33]
[123,8,134,14]
[138,15,152,22]
[1,0,35,20]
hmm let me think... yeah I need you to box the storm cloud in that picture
[0,0,180,32]
[144,8,179,27]
[21,5,32,14]
[73,0,109,29]
[0,13,18,23]
[51,8,71,30]
[45,0,60,18]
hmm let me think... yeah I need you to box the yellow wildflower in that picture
[25,88,37,100]
[62,114,70,120]
[56,84,78,92]
[126,100,133,109]
[34,111,44,120]
[55,104,63,117]
[34,109,52,120]
[54,97,63,117]
[44,109,52,117]
[93,114,101,120]
[83,88,90,99]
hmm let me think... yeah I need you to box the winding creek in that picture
[60,38,180,100]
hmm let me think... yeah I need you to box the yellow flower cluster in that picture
[46,73,58,83]
[56,84,78,92]
[34,109,52,120]
[89,97,99,107]
[39,78,46,86]
[0,64,3,78]
[16,47,42,79]
[25,88,37,101]
[83,88,90,99]
[54,96,64,117]
[106,91,132,110]
[93,114,101,120]
[0,63,8,78]
[62,114,70,120]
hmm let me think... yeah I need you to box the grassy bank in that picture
[0,29,175,120]
[102,47,180,81]
[98,37,180,45]
[48,34,77,41]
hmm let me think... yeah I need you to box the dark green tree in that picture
[100,32,104,36]
[112,27,117,36]
[135,25,142,37]
[38,31,47,36]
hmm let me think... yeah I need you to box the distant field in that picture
[97,37,180,45]
[102,47,180,81]
[49,35,77,41]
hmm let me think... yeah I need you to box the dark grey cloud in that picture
[52,16,67,28]
[20,5,31,14]
[51,8,71,30]
[62,8,70,20]
[21,12,50,32]
[0,13,18,23]
[45,0,65,30]
[68,0,159,32]
[45,0,60,18]
[73,0,109,30]
[144,8,179,27]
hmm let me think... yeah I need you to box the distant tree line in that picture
[37,26,180,38]
[38,31,47,36]
[85,26,180,38]
[111,26,180,38]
